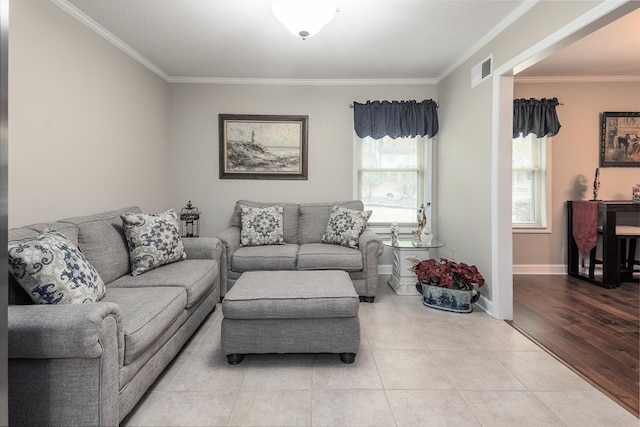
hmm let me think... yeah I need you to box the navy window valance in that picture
[513,97,561,138]
[353,99,439,139]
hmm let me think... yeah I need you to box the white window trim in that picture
[512,135,552,234]
[353,132,436,236]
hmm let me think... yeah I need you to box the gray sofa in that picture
[7,206,221,426]
[217,200,383,302]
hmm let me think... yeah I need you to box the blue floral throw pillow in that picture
[240,205,285,246]
[121,209,186,276]
[321,206,372,249]
[8,229,106,304]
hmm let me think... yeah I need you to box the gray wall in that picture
[8,0,171,227]
[168,83,437,238]
[513,80,640,266]
[436,0,608,302]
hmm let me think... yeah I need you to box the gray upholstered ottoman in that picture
[221,270,360,364]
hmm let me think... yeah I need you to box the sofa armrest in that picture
[217,227,240,296]
[183,237,222,261]
[8,302,122,426]
[217,226,240,247]
[359,228,384,257]
[8,302,123,363]
[217,226,240,269]
[358,228,384,297]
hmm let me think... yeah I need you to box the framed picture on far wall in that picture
[600,111,640,167]
[219,114,308,180]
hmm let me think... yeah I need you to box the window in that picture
[356,135,429,226]
[512,134,551,231]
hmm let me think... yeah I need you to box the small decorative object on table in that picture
[411,203,432,247]
[592,168,600,201]
[633,184,640,201]
[180,201,200,237]
[390,223,399,246]
[410,257,485,313]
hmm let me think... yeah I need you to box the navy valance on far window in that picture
[353,99,439,139]
[513,97,562,138]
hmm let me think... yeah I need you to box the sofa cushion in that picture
[61,206,143,285]
[321,206,372,248]
[108,259,217,308]
[121,209,186,276]
[223,270,358,319]
[297,243,363,271]
[299,201,364,244]
[101,286,186,365]
[231,200,300,244]
[8,230,106,304]
[240,205,285,246]
[232,244,299,272]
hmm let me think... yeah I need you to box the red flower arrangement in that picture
[411,257,485,291]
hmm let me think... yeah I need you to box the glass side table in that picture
[382,238,446,296]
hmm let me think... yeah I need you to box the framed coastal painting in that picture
[600,112,640,167]
[219,114,308,180]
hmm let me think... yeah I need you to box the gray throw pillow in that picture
[240,205,285,246]
[121,209,186,276]
[8,229,106,304]
[321,206,372,249]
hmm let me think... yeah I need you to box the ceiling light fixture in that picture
[272,0,336,40]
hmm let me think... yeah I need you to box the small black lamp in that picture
[180,201,200,237]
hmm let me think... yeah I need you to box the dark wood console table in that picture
[567,200,640,288]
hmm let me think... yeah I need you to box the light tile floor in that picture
[122,277,638,427]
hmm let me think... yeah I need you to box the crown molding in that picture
[51,0,437,86]
[436,0,539,82]
[514,75,640,83]
[50,0,640,87]
[51,0,171,81]
[166,76,437,85]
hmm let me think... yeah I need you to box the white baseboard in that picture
[476,294,493,317]
[512,264,567,275]
[378,264,393,275]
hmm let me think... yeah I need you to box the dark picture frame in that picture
[219,114,308,180]
[599,112,640,167]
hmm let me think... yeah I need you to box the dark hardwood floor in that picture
[511,274,639,418]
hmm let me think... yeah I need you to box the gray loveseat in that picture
[7,206,221,426]
[217,200,383,302]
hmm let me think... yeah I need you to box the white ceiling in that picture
[58,0,639,83]
[60,0,531,81]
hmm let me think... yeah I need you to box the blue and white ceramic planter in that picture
[416,282,480,313]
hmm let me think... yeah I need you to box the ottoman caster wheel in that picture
[339,353,356,364]
[359,296,375,303]
[226,354,245,365]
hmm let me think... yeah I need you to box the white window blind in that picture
[357,135,427,226]
[512,134,551,230]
